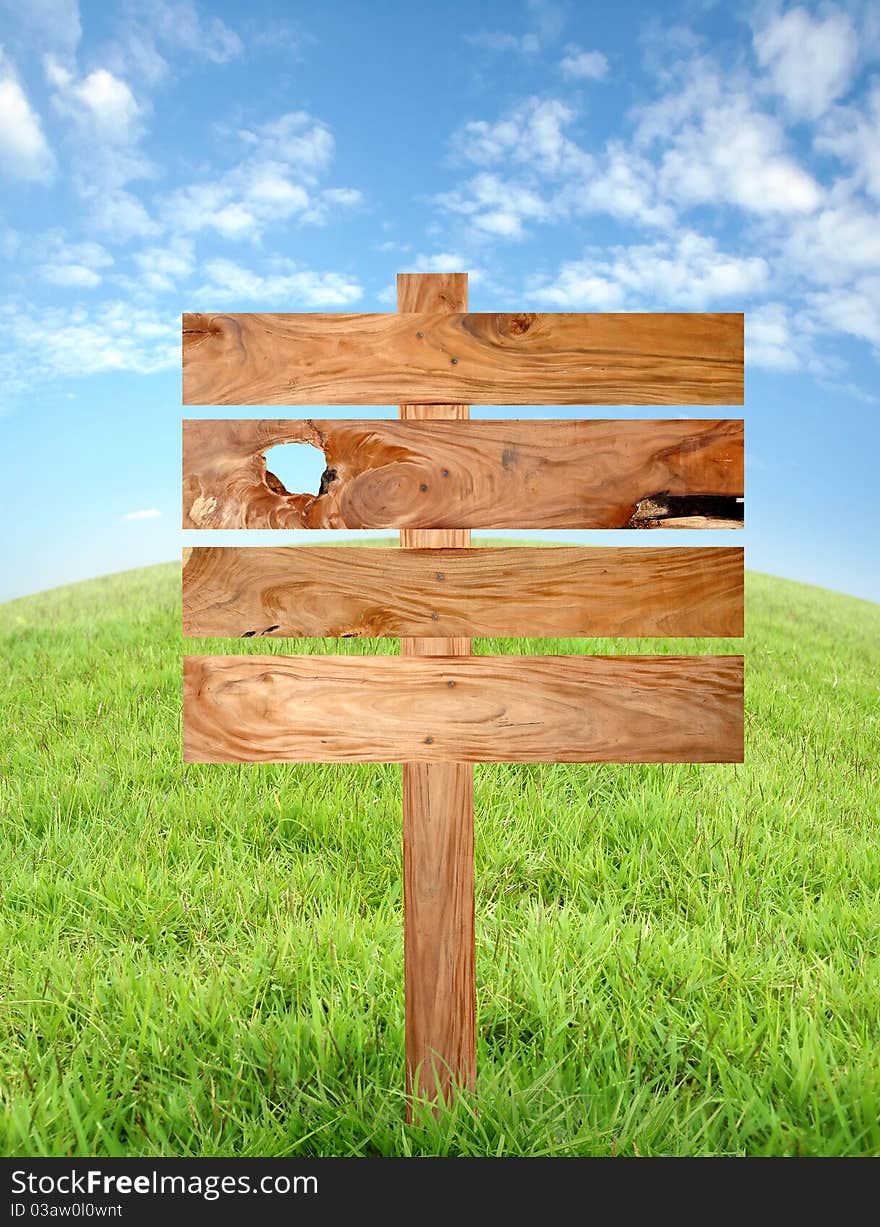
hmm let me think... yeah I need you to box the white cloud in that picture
[72,69,140,141]
[249,18,312,61]
[1,300,179,381]
[467,31,541,55]
[239,111,335,179]
[443,99,675,237]
[38,240,113,288]
[746,303,802,371]
[531,231,768,309]
[374,283,396,306]
[45,55,157,233]
[374,239,408,254]
[816,83,880,201]
[84,151,157,202]
[106,0,242,86]
[0,0,82,65]
[525,0,567,44]
[300,186,364,226]
[455,98,585,176]
[531,266,624,309]
[162,185,252,238]
[246,168,309,212]
[47,58,142,143]
[443,75,822,246]
[438,171,553,239]
[0,53,55,182]
[783,196,880,284]
[576,142,674,226]
[163,112,360,240]
[131,237,194,292]
[439,99,598,240]
[753,7,858,121]
[425,33,880,383]
[122,508,161,521]
[809,277,880,348]
[40,264,102,288]
[466,0,566,57]
[146,0,242,64]
[410,252,471,273]
[1,225,21,260]
[196,258,363,306]
[317,186,362,208]
[559,47,608,80]
[90,190,160,242]
[637,75,823,214]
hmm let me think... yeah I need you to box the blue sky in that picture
[1,0,878,603]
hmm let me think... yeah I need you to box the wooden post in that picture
[398,272,476,1116]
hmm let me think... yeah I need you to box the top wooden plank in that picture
[182,312,744,406]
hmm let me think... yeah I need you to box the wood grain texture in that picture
[399,274,472,648]
[182,418,744,530]
[183,654,744,764]
[402,759,475,1106]
[398,272,475,1112]
[182,311,743,405]
[182,546,745,640]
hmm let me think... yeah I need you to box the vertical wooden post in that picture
[398,272,476,1117]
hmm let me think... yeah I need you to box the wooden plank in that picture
[182,418,744,530]
[182,311,743,405]
[182,546,745,639]
[398,272,475,1113]
[183,655,744,764]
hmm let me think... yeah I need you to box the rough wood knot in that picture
[507,313,534,337]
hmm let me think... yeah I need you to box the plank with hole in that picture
[182,418,744,530]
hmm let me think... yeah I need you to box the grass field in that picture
[1,552,878,1156]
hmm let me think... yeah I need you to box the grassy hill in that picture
[1,557,878,1156]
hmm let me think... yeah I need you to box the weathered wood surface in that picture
[182,311,743,405]
[183,655,744,764]
[398,272,475,1112]
[182,546,745,639]
[182,418,744,530]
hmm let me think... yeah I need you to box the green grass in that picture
[1,550,878,1157]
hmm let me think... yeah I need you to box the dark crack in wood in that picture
[318,467,338,496]
[627,493,744,529]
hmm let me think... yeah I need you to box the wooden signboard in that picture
[181,272,744,1117]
